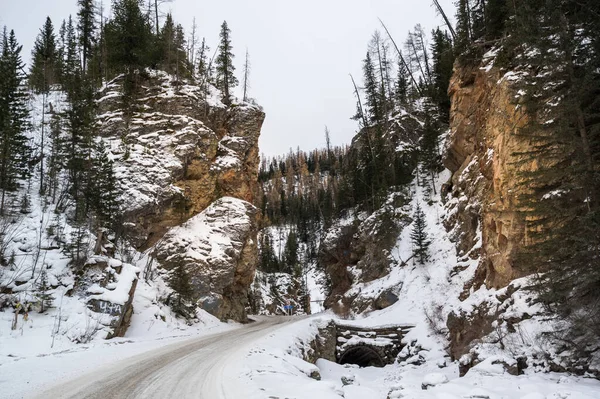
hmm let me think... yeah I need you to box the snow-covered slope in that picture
[0,90,236,361]
[230,171,600,398]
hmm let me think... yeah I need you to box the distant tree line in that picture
[257,23,456,277]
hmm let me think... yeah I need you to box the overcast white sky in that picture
[1,0,455,156]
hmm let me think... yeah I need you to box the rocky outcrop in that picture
[443,55,571,361]
[154,197,258,321]
[320,192,411,314]
[95,71,264,323]
[444,58,536,291]
[316,106,422,316]
[96,70,264,249]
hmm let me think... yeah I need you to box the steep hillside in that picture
[252,104,423,316]
[233,169,600,398]
[0,71,265,359]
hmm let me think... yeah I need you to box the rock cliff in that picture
[96,70,264,249]
[444,58,535,292]
[95,70,265,322]
[154,197,258,321]
[317,108,421,314]
[319,192,411,314]
[443,56,563,362]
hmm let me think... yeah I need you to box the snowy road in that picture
[34,316,294,399]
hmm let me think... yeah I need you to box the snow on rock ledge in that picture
[153,197,258,321]
[95,70,265,249]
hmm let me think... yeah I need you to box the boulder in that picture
[374,289,399,310]
[154,197,258,321]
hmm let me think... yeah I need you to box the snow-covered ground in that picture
[3,162,600,397]
[0,316,234,399]
[234,315,600,399]
[3,89,600,398]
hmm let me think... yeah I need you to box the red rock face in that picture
[445,62,538,291]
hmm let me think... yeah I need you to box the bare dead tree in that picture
[324,126,332,161]
[349,74,369,129]
[405,25,432,88]
[378,18,423,96]
[381,40,394,106]
[188,17,198,72]
[371,31,390,120]
[432,0,457,40]
[242,48,250,102]
[154,0,173,35]
[416,25,432,85]
[99,0,108,82]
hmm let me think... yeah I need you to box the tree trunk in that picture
[40,90,46,195]
[379,18,423,96]
[432,0,457,40]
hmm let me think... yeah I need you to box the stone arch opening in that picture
[338,346,385,368]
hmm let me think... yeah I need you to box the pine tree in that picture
[64,74,95,220]
[56,19,67,84]
[0,28,31,215]
[159,14,175,72]
[215,21,238,104]
[470,0,486,42]
[363,51,382,125]
[259,232,280,272]
[105,0,152,76]
[410,203,430,265]
[62,16,80,93]
[420,103,442,194]
[68,224,90,268]
[47,112,62,202]
[431,28,455,121]
[36,270,54,313]
[455,0,472,55]
[485,0,508,40]
[157,14,188,78]
[77,0,96,73]
[173,23,187,80]
[30,17,59,93]
[283,230,299,273]
[88,142,121,230]
[394,61,409,105]
[196,37,212,80]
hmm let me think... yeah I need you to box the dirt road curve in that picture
[34,317,291,399]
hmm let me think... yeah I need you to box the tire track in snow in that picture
[34,317,293,399]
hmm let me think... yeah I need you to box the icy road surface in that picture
[34,316,293,399]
